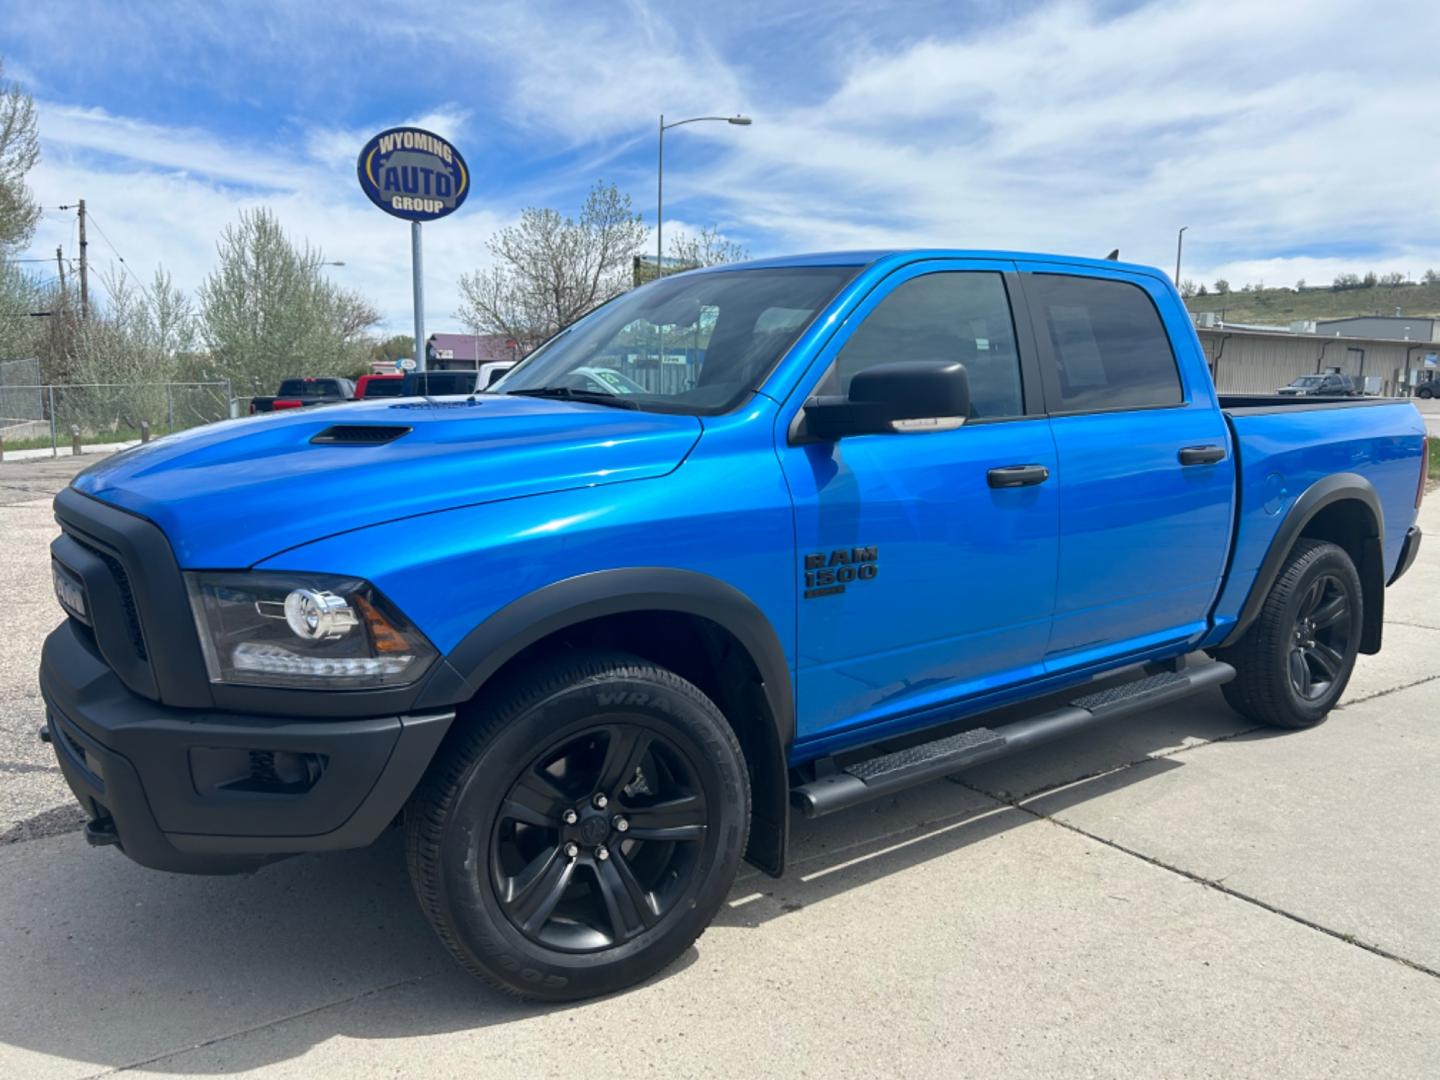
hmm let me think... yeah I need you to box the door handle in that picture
[987,464,1050,488]
[1178,445,1226,466]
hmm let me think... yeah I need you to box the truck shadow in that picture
[0,692,1267,1074]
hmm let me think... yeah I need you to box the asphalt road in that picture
[1,451,1437,1078]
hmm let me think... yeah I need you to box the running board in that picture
[791,659,1235,818]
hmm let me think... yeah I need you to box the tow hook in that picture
[37,724,51,744]
[84,817,120,848]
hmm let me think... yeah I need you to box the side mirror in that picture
[801,360,971,441]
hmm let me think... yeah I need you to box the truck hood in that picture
[72,396,703,567]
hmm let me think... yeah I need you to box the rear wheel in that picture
[405,651,749,1001]
[1219,539,1362,729]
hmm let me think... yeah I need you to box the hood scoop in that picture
[309,424,412,445]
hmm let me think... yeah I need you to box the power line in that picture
[85,212,145,293]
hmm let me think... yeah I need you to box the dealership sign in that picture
[356,127,469,221]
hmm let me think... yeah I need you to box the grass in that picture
[1430,436,1440,483]
[1,428,152,453]
[1185,282,1440,325]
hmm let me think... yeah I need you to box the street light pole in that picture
[1175,225,1188,285]
[655,113,751,281]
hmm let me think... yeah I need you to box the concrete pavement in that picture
[0,454,1437,1078]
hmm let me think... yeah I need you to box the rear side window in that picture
[1026,274,1182,411]
[825,271,1025,420]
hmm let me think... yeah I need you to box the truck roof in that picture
[702,249,1165,280]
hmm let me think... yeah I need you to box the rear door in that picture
[779,260,1060,745]
[1016,265,1234,671]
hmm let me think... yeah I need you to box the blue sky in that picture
[8,0,1440,333]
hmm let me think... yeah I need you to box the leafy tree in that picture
[370,333,414,366]
[0,59,39,252]
[456,180,648,354]
[0,256,45,360]
[1213,279,1230,295]
[668,226,748,272]
[1178,279,1198,299]
[1378,272,1405,287]
[1362,271,1378,288]
[1295,279,1306,290]
[1424,269,1439,285]
[1332,273,1361,290]
[198,208,380,394]
[1196,283,1208,296]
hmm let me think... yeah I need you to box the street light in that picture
[1175,226,1188,285]
[656,114,751,279]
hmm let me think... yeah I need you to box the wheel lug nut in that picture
[562,809,578,825]
[564,842,579,858]
[614,816,629,833]
[596,845,609,861]
[592,793,608,810]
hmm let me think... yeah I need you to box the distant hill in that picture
[1183,282,1440,325]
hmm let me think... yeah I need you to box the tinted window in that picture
[361,378,404,397]
[825,272,1024,419]
[1027,274,1182,411]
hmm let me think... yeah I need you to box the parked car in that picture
[354,373,405,400]
[42,249,1426,1003]
[404,361,517,397]
[1277,372,1357,396]
[1416,381,1436,400]
[249,377,356,414]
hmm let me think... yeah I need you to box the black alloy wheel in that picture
[1287,572,1353,702]
[491,723,708,952]
[405,651,750,1001]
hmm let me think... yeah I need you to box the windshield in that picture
[1291,376,1326,387]
[492,267,857,415]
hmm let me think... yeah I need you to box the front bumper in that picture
[41,619,453,874]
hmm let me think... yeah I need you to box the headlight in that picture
[184,572,437,689]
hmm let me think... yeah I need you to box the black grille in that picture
[68,533,148,661]
[310,424,411,445]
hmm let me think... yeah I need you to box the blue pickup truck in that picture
[41,250,1426,1001]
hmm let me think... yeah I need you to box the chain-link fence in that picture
[0,381,235,457]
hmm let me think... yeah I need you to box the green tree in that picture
[0,59,39,252]
[456,180,648,354]
[370,333,414,366]
[1213,279,1230,295]
[198,208,380,394]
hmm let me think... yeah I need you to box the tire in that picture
[404,650,750,1001]
[1219,539,1363,729]
[1419,386,1434,399]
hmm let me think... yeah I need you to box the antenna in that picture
[1105,249,1120,261]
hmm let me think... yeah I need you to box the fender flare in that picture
[1219,472,1384,650]
[413,568,795,875]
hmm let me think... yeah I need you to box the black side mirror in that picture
[801,360,971,441]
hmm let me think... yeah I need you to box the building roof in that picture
[427,333,515,363]
[1194,323,1439,351]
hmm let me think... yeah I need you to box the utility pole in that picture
[60,201,89,317]
[55,246,66,295]
[77,199,89,318]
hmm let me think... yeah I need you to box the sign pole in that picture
[411,220,425,372]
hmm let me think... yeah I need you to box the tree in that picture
[1197,283,1208,296]
[1424,269,1439,285]
[370,333,414,366]
[1296,279,1306,290]
[0,59,39,252]
[1378,272,1405,287]
[1213,279,1230,295]
[668,226,748,272]
[1332,273,1361,291]
[1179,279,1197,299]
[198,208,380,393]
[456,180,648,354]
[1362,271,1378,288]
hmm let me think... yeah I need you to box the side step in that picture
[791,659,1235,818]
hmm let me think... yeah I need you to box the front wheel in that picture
[1219,539,1362,728]
[405,651,750,1001]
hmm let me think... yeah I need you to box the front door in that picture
[778,261,1059,747]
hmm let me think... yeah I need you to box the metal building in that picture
[1194,322,1439,396]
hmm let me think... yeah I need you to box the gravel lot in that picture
[1,450,1437,1078]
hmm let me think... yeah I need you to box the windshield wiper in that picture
[507,386,639,409]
